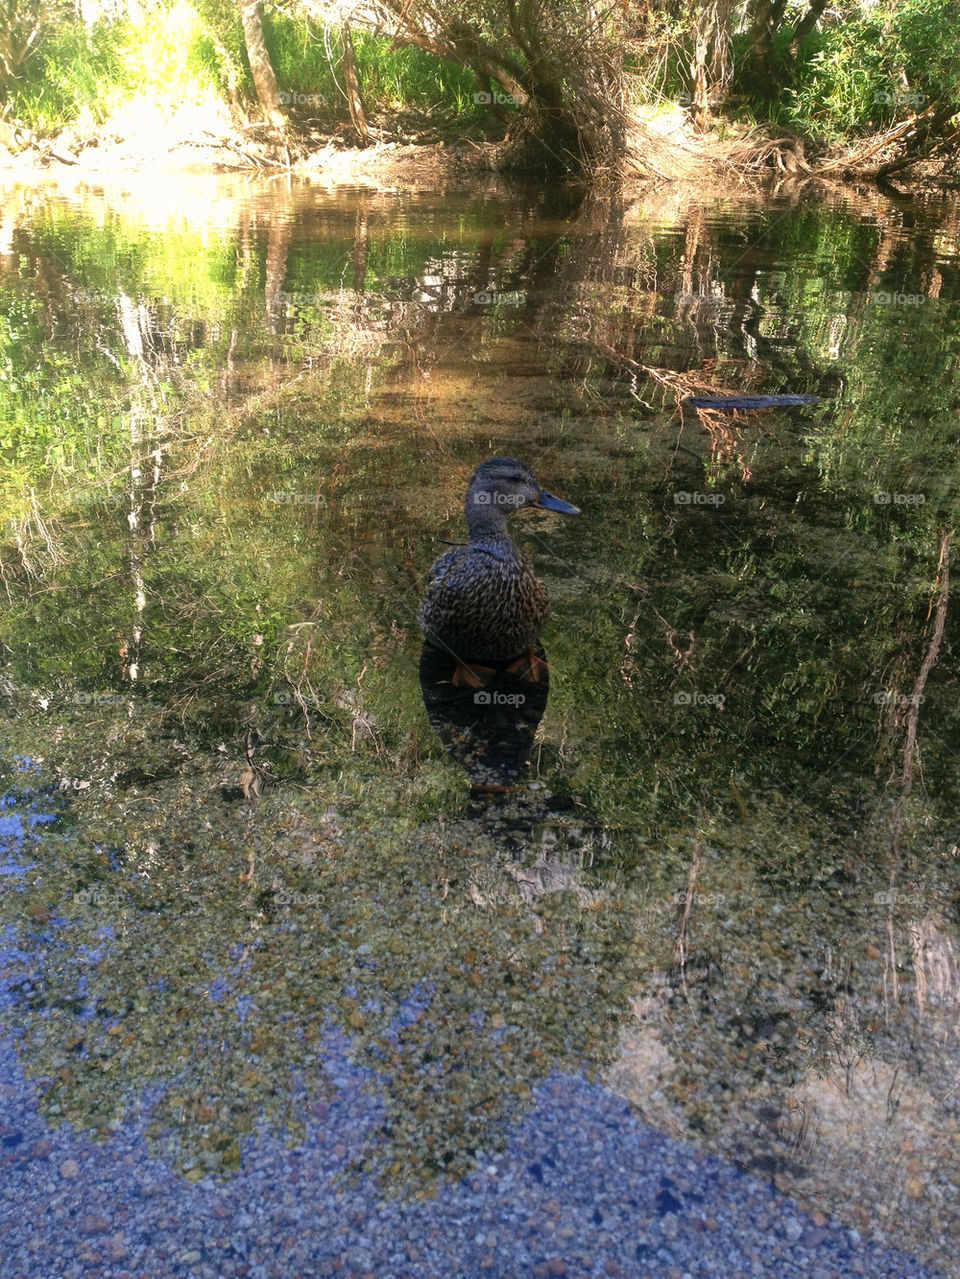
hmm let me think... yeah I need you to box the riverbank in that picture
[1,102,955,191]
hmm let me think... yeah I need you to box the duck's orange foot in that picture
[451,660,497,689]
[505,647,549,683]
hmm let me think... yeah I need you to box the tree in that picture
[365,0,627,174]
[239,0,286,129]
[744,0,830,99]
[0,0,69,99]
[340,19,370,143]
[689,0,734,128]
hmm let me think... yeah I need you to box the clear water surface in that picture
[1,170,959,1273]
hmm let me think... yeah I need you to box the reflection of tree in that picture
[605,858,960,1270]
[264,210,292,336]
[887,528,951,855]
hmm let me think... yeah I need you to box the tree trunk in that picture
[746,0,786,98]
[239,0,286,130]
[689,0,733,129]
[341,22,371,144]
[789,0,830,59]
[747,0,825,98]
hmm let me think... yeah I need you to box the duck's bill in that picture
[535,490,580,515]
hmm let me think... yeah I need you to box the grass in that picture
[12,20,130,134]
[6,2,482,137]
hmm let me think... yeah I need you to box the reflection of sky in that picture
[0,1031,940,1279]
[2,763,54,871]
[1,777,118,1032]
[1,781,53,1014]
[207,974,230,1002]
[381,979,434,1044]
[0,925,34,1014]
[1,809,32,875]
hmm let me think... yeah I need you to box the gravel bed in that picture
[0,1034,945,1279]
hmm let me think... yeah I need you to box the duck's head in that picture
[465,456,580,530]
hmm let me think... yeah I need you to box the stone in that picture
[781,1215,803,1242]
[78,1213,110,1235]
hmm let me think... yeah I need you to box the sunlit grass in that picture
[9,2,482,136]
[122,0,221,102]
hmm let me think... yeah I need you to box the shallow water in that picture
[1,170,959,1273]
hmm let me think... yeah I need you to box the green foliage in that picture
[10,18,130,132]
[260,13,478,117]
[7,1,228,133]
[0,0,73,97]
[774,0,960,140]
[351,31,477,113]
[122,0,223,99]
[4,0,960,147]
[3,1,481,135]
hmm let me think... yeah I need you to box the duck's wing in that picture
[423,545,466,588]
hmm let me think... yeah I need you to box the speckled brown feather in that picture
[418,457,570,663]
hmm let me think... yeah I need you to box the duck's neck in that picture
[464,493,512,542]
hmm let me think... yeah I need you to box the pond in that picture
[1,169,958,1278]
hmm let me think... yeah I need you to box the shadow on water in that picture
[0,172,959,1273]
[418,642,549,794]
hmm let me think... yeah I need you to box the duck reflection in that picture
[418,642,549,792]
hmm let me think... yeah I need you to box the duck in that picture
[418,456,579,685]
